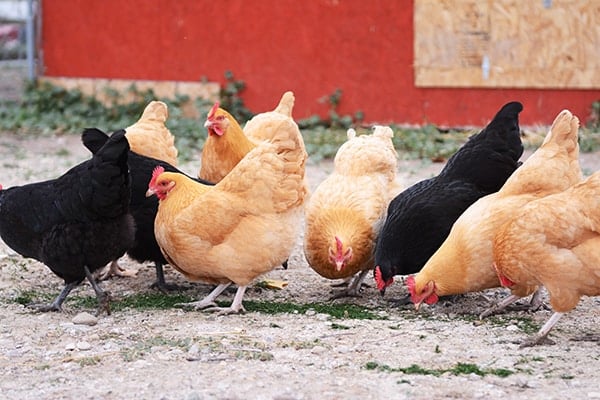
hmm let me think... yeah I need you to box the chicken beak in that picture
[203,120,211,128]
[145,188,155,197]
[335,261,344,271]
[414,301,422,312]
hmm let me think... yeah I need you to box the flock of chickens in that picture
[0,91,598,348]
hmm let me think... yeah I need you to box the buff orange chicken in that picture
[147,112,307,314]
[304,126,400,297]
[493,170,600,347]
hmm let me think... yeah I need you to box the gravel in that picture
[1,133,599,400]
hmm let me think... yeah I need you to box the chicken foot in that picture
[329,270,370,299]
[479,289,545,319]
[84,265,112,316]
[504,289,548,313]
[175,283,231,311]
[479,294,521,319]
[28,281,80,312]
[150,262,184,292]
[519,312,563,348]
[97,260,138,280]
[203,285,247,315]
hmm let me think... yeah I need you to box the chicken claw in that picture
[175,300,219,311]
[202,305,246,315]
[480,290,546,319]
[27,281,79,313]
[479,294,520,319]
[97,261,138,280]
[84,266,112,316]
[518,312,563,348]
[329,270,370,300]
[187,284,248,315]
[519,335,556,348]
[329,290,361,300]
[28,303,63,313]
[175,283,231,311]
[95,291,112,316]
[150,263,184,293]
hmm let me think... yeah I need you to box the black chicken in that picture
[81,128,214,292]
[0,130,134,314]
[374,101,524,294]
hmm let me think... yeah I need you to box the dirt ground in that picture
[1,133,600,400]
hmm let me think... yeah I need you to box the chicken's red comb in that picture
[334,236,343,256]
[207,102,220,119]
[149,165,165,187]
[374,266,393,291]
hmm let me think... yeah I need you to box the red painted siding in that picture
[40,0,599,126]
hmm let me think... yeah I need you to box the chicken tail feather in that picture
[274,91,295,117]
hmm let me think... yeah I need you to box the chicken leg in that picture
[175,283,231,311]
[150,262,184,292]
[479,289,545,319]
[84,265,111,316]
[519,312,563,348]
[479,294,521,319]
[203,286,247,315]
[28,281,79,312]
[329,270,370,299]
[176,283,247,315]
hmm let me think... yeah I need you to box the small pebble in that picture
[72,312,98,326]
[188,343,200,355]
[316,313,329,321]
[76,341,91,351]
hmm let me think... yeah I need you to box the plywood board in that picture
[414,0,600,88]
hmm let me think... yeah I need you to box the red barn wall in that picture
[39,0,599,126]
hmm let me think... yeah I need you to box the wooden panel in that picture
[414,0,600,88]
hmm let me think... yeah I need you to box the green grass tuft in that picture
[69,292,195,311]
[484,315,540,334]
[60,293,384,320]
[229,300,385,320]
[364,361,515,378]
[13,289,54,305]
